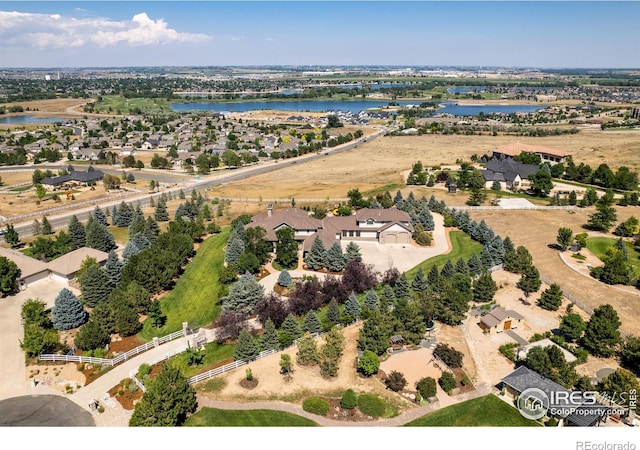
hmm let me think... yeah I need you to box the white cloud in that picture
[0,10,211,49]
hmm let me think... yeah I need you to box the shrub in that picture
[302,397,330,416]
[385,370,408,392]
[439,372,457,394]
[433,343,464,368]
[357,350,380,376]
[340,388,358,410]
[138,363,151,377]
[416,377,437,399]
[461,376,471,386]
[357,393,386,418]
[499,343,518,360]
[77,363,85,372]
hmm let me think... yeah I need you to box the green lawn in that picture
[586,236,640,276]
[139,227,230,340]
[406,230,482,280]
[108,226,129,246]
[183,407,319,426]
[404,394,541,427]
[169,341,235,378]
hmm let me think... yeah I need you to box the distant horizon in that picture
[1,2,639,69]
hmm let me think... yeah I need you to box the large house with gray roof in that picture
[482,157,540,191]
[249,205,414,254]
[41,169,104,191]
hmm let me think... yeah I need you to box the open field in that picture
[467,207,640,336]
[207,128,640,204]
[403,394,541,427]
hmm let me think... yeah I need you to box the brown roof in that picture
[48,247,109,277]
[355,207,411,223]
[480,306,524,328]
[0,247,49,279]
[250,207,322,241]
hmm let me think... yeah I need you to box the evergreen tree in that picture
[92,206,109,226]
[325,242,346,272]
[277,269,292,287]
[538,283,564,311]
[31,219,41,236]
[302,310,323,334]
[502,236,515,254]
[344,241,362,262]
[275,226,298,269]
[131,232,151,252]
[582,304,622,357]
[363,288,380,311]
[260,319,280,351]
[128,213,146,239]
[110,206,118,225]
[467,253,482,276]
[480,245,495,270]
[68,215,86,249]
[279,313,302,347]
[488,236,505,265]
[394,272,410,300]
[3,224,20,248]
[296,335,320,366]
[503,245,533,274]
[327,298,341,325]
[344,292,361,321]
[427,265,440,284]
[441,259,455,278]
[472,270,498,302]
[129,365,197,427]
[52,288,88,330]
[233,329,260,361]
[304,236,326,270]
[114,201,134,227]
[103,250,123,287]
[154,199,170,222]
[85,220,117,252]
[454,258,469,275]
[225,237,245,267]
[560,313,587,342]
[411,268,429,293]
[39,216,52,235]
[517,265,542,296]
[358,311,392,356]
[221,272,265,316]
[122,241,141,261]
[74,319,110,351]
[78,262,113,307]
[393,190,403,205]
[380,284,396,312]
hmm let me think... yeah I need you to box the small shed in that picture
[390,335,405,350]
[569,241,582,252]
[448,183,458,194]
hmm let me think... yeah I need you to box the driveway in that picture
[0,278,79,401]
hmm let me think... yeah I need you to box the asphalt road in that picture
[7,127,388,238]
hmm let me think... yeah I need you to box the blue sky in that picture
[0,1,638,68]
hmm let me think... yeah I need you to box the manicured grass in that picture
[92,95,171,114]
[586,236,640,276]
[108,226,129,246]
[183,407,319,426]
[169,341,235,378]
[139,227,230,340]
[406,230,482,280]
[404,394,541,427]
[363,183,405,198]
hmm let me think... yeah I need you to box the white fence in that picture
[39,329,186,366]
[452,205,576,211]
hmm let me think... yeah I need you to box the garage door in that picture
[397,232,409,243]
[385,233,397,244]
[23,270,50,288]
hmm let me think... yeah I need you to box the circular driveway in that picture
[0,395,95,427]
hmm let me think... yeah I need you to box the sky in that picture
[0,1,638,69]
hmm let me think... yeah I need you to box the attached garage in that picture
[379,223,412,244]
[0,247,50,290]
[48,247,109,283]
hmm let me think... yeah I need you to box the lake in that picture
[170,100,544,116]
[0,116,65,124]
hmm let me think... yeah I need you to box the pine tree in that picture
[480,245,495,270]
[233,329,260,362]
[103,250,123,287]
[327,298,341,324]
[380,284,396,312]
[441,259,455,278]
[411,268,429,293]
[122,241,140,261]
[260,319,280,351]
[302,310,323,334]
[467,253,482,276]
[225,237,245,267]
[93,206,109,226]
[344,241,362,262]
[517,265,542,296]
[131,232,151,252]
[221,272,265,316]
[488,236,505,265]
[110,206,118,225]
[85,220,117,252]
[296,335,320,366]
[538,283,564,311]
[52,288,88,330]
[78,262,113,307]
[4,224,21,248]
[115,201,134,227]
[154,199,170,222]
[31,219,41,236]
[502,236,515,254]
[68,215,86,249]
[455,258,469,275]
[344,292,361,321]
[325,242,346,272]
[304,236,326,270]
[144,216,160,244]
[41,216,53,235]
[363,289,380,311]
[277,269,292,287]
[128,213,146,239]
[393,190,403,205]
[427,265,440,284]
[279,313,302,347]
[473,270,498,302]
[394,272,410,299]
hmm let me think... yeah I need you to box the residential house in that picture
[41,169,104,190]
[492,142,569,164]
[48,247,109,283]
[0,247,50,290]
[482,157,540,190]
